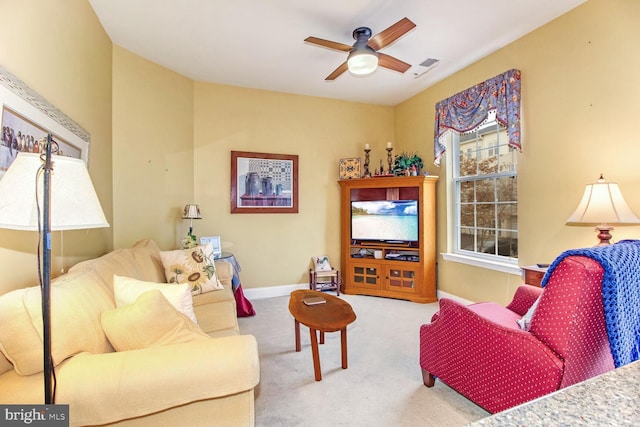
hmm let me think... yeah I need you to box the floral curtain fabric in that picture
[433,69,521,165]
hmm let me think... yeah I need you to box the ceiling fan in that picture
[304,17,416,80]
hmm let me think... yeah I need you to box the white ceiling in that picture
[89,0,586,106]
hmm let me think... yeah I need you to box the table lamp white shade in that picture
[566,175,640,225]
[182,204,201,220]
[567,175,640,246]
[0,152,109,231]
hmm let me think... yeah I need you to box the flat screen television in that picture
[351,200,418,243]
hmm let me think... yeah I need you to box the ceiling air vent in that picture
[414,58,440,79]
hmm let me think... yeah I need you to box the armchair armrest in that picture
[505,284,543,316]
[56,335,259,426]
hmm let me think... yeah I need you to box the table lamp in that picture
[0,136,109,404]
[566,174,640,246]
[182,204,201,248]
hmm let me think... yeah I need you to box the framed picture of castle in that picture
[230,151,298,214]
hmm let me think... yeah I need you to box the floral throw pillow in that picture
[160,243,223,295]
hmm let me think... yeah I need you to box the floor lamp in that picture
[0,136,109,404]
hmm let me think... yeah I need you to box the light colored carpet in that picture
[238,293,490,427]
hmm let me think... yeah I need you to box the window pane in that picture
[459,150,477,177]
[496,231,518,257]
[479,148,498,174]
[460,181,475,203]
[475,178,496,203]
[498,203,518,230]
[497,176,517,202]
[459,227,475,251]
[476,203,496,229]
[479,229,497,255]
[460,204,475,227]
[499,144,517,172]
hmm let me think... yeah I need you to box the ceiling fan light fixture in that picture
[347,46,379,76]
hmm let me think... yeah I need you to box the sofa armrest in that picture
[214,260,233,288]
[505,284,543,316]
[56,335,259,426]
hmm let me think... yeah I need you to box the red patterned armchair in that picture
[419,255,615,413]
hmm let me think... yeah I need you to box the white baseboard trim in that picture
[437,290,475,305]
[243,284,475,304]
[243,283,308,300]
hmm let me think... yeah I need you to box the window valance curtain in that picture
[433,69,521,165]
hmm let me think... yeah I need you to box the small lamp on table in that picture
[182,204,201,248]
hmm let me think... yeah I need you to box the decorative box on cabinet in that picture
[338,176,438,303]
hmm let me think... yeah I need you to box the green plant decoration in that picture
[181,232,198,249]
[393,152,423,176]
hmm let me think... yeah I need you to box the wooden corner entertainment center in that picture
[338,176,438,303]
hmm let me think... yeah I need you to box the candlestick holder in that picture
[363,149,371,177]
[386,147,394,175]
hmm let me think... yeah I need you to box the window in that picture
[452,115,518,262]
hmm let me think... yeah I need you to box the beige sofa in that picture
[0,239,260,426]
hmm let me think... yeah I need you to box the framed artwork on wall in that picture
[230,151,298,214]
[0,64,90,180]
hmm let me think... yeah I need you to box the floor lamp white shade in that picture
[0,152,109,230]
[0,148,109,405]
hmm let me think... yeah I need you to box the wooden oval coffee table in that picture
[288,290,356,381]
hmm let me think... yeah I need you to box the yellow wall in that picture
[112,46,195,250]
[0,0,113,294]
[2,0,639,304]
[193,83,394,287]
[395,0,640,304]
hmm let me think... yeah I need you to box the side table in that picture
[288,290,356,381]
[216,252,256,317]
[521,265,548,287]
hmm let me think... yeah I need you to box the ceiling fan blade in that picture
[378,53,411,73]
[304,36,352,52]
[326,62,349,80]
[368,17,416,51]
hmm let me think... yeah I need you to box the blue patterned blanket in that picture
[541,240,640,368]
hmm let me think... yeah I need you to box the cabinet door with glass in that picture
[384,265,419,294]
[351,263,382,290]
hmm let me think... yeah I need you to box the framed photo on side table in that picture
[200,236,222,258]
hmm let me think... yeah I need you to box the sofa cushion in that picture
[55,335,260,426]
[0,352,12,375]
[0,269,115,376]
[113,275,198,324]
[129,238,172,283]
[69,246,167,292]
[101,290,209,351]
[159,243,223,295]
